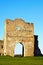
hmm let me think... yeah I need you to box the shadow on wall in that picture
[34,35,43,56]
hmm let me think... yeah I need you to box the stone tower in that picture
[4,19,34,57]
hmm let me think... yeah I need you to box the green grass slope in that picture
[0,56,43,65]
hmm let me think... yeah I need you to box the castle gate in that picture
[4,19,34,57]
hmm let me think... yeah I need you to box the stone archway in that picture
[14,42,24,57]
[4,19,34,57]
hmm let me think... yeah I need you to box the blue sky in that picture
[14,43,23,55]
[0,0,43,54]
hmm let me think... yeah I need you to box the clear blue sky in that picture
[0,0,43,54]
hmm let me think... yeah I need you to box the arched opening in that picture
[14,42,24,57]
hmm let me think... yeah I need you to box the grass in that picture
[0,56,43,65]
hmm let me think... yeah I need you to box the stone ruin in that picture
[0,18,42,57]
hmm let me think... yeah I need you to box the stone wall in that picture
[4,19,34,57]
[0,40,4,55]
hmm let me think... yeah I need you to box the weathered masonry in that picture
[4,19,34,56]
[0,40,4,55]
[0,18,42,57]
